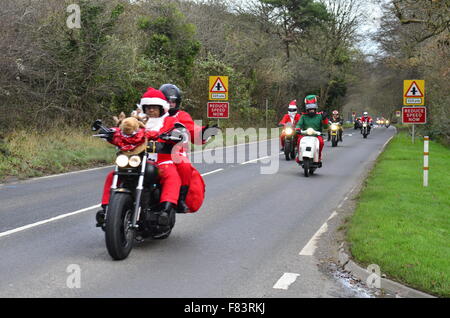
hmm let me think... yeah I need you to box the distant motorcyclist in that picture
[328,110,344,142]
[361,111,373,133]
[295,95,329,163]
[278,100,301,150]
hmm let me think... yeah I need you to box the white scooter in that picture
[297,128,322,177]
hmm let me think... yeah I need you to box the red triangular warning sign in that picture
[405,81,424,97]
[210,77,227,93]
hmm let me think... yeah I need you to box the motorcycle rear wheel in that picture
[303,158,310,177]
[105,193,136,260]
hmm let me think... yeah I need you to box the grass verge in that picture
[347,132,450,297]
[0,128,115,182]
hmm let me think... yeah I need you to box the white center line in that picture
[240,156,271,165]
[273,273,300,290]
[0,205,100,239]
[201,169,224,176]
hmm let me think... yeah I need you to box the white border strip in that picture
[0,205,100,239]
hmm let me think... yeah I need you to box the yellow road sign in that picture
[404,80,425,106]
[209,76,228,100]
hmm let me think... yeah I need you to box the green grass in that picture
[347,132,450,296]
[0,128,115,182]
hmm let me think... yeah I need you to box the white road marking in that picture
[0,205,100,239]
[327,211,338,221]
[299,221,329,256]
[273,273,300,290]
[201,169,224,176]
[240,156,271,165]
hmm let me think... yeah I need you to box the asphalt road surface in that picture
[0,126,395,297]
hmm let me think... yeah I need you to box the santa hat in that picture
[139,87,170,113]
[288,100,297,111]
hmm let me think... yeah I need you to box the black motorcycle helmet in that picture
[159,83,181,113]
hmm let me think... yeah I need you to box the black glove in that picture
[321,112,328,120]
[202,125,220,140]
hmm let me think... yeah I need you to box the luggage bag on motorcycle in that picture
[185,167,205,213]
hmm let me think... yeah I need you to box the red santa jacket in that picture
[279,113,301,126]
[171,110,205,145]
[361,116,373,123]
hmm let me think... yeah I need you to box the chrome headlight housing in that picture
[116,155,129,168]
[128,155,141,168]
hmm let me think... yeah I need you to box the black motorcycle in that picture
[92,120,185,260]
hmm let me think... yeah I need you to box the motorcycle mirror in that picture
[92,119,103,131]
[174,123,186,129]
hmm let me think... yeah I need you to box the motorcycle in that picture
[92,120,184,260]
[385,120,390,128]
[328,122,343,147]
[282,123,296,160]
[297,128,322,177]
[361,121,370,139]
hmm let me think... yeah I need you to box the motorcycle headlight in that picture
[386,120,389,124]
[129,155,141,167]
[363,123,367,127]
[116,155,129,168]
[306,128,315,136]
[285,127,293,135]
[331,124,338,131]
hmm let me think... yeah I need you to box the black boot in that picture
[96,204,107,228]
[158,202,173,226]
[177,186,190,213]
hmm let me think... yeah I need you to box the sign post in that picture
[424,136,429,187]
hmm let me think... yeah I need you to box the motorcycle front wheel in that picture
[284,139,291,161]
[331,135,338,147]
[105,192,136,260]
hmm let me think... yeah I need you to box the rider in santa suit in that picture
[278,100,301,150]
[159,83,218,213]
[97,88,183,227]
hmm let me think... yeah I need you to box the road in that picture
[0,126,395,297]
